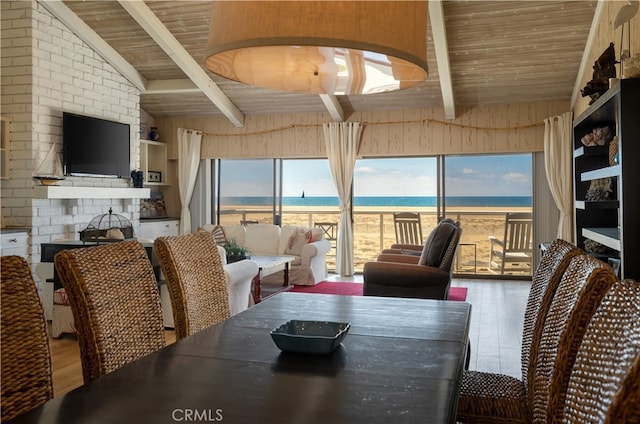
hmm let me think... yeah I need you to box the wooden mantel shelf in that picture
[34,186,150,199]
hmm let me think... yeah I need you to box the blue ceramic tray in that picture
[270,320,350,355]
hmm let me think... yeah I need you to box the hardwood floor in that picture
[48,277,530,397]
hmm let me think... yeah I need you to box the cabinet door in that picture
[140,220,180,240]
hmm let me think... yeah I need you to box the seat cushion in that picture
[457,370,528,424]
[244,223,280,255]
[418,219,456,267]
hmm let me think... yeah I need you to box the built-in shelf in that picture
[34,186,150,199]
[581,164,620,181]
[582,227,620,251]
[575,200,619,210]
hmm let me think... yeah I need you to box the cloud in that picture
[354,166,377,174]
[462,168,475,174]
[502,172,529,184]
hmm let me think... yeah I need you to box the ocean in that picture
[221,196,532,208]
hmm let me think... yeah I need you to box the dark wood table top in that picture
[9,293,471,424]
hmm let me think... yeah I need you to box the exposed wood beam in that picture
[571,0,606,109]
[429,0,456,120]
[39,0,147,92]
[319,95,345,121]
[118,0,245,127]
[145,79,200,94]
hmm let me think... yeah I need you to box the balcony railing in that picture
[218,207,532,276]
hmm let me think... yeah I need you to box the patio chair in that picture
[54,240,165,383]
[489,212,533,274]
[549,278,640,423]
[154,232,231,340]
[1,256,53,421]
[314,221,338,250]
[393,212,423,246]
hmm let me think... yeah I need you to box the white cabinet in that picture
[140,139,168,186]
[1,229,29,257]
[140,219,180,240]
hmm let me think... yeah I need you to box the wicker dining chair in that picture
[548,278,640,423]
[154,232,231,340]
[456,239,581,424]
[54,240,165,384]
[1,256,53,422]
[529,255,617,423]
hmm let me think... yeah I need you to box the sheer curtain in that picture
[177,128,202,234]
[323,122,362,276]
[543,112,573,241]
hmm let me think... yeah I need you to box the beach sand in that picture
[220,205,532,276]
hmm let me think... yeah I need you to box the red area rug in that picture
[289,282,467,301]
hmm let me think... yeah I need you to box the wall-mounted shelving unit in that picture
[140,139,168,186]
[573,78,640,280]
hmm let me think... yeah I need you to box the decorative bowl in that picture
[270,320,350,355]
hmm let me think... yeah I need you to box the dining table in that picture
[9,292,471,424]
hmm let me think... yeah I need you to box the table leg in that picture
[252,272,262,304]
[282,262,289,287]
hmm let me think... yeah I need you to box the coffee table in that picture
[249,255,295,303]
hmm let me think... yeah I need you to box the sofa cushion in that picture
[223,225,246,247]
[211,225,227,245]
[244,223,280,255]
[285,227,312,256]
[418,219,456,267]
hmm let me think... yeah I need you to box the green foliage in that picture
[223,238,248,256]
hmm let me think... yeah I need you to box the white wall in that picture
[1,1,141,267]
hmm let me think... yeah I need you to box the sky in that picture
[219,154,533,197]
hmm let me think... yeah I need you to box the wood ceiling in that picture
[52,1,597,126]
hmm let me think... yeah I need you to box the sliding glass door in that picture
[443,154,533,277]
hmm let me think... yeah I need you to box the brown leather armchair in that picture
[363,218,462,300]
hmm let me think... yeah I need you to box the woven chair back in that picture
[521,240,581,404]
[1,256,53,422]
[154,232,230,340]
[531,254,617,423]
[553,279,640,423]
[54,240,165,384]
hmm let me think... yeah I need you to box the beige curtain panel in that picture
[323,122,363,276]
[544,112,574,242]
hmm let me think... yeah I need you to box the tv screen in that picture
[63,112,130,178]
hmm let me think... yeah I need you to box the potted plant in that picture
[224,239,249,263]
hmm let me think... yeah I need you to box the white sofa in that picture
[160,244,258,328]
[201,223,331,286]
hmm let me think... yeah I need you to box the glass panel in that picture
[282,159,339,270]
[352,157,438,272]
[444,154,533,277]
[217,159,275,225]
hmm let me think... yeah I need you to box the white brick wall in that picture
[1,1,143,268]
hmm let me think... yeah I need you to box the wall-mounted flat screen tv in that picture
[63,112,130,178]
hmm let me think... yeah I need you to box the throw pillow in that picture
[285,228,311,256]
[212,225,227,245]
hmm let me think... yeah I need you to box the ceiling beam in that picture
[145,79,200,94]
[118,0,245,127]
[429,0,456,120]
[319,95,345,121]
[39,0,147,92]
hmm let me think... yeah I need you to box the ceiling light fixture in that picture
[204,1,428,95]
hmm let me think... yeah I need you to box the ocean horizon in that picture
[221,196,532,208]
